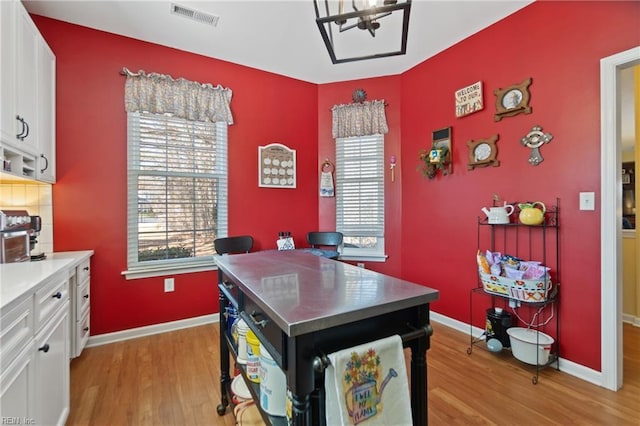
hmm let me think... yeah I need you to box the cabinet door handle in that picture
[52,291,62,299]
[40,154,49,173]
[15,115,26,140]
[83,326,89,332]
[83,294,89,299]
[38,343,50,353]
[83,266,89,271]
[249,310,268,328]
[23,119,30,140]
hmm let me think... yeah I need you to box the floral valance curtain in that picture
[331,100,388,139]
[123,67,234,125]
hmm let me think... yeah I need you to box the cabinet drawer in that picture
[0,295,34,371]
[76,277,90,321]
[75,309,90,357]
[76,258,90,286]
[34,270,69,331]
[241,299,285,368]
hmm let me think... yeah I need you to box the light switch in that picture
[579,192,595,211]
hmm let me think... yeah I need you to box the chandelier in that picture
[313,0,412,64]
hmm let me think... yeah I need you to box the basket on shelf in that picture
[479,271,552,303]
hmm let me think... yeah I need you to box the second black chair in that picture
[307,232,343,259]
[214,235,253,255]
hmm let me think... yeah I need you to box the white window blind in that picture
[126,112,227,274]
[336,134,385,258]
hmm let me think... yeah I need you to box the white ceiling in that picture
[23,0,635,149]
[24,0,532,84]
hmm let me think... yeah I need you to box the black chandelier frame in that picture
[313,0,412,64]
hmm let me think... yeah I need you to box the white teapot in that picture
[481,202,515,224]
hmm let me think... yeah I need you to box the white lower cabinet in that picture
[1,252,92,424]
[70,255,91,358]
[0,341,36,422]
[0,272,70,425]
[34,303,69,426]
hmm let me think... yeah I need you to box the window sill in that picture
[339,254,387,262]
[122,260,217,280]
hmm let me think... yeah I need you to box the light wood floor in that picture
[67,322,640,425]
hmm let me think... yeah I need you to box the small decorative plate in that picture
[352,88,367,103]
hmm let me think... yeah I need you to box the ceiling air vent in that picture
[170,3,220,27]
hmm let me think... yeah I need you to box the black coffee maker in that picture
[29,215,46,261]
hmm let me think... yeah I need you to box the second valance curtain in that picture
[331,100,388,139]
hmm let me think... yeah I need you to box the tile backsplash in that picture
[0,182,53,254]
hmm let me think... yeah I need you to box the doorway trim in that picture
[600,46,640,391]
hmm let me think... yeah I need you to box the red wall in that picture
[33,0,640,372]
[33,17,319,335]
[397,1,639,370]
[318,76,403,277]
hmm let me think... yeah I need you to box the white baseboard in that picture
[622,313,640,327]
[86,313,219,348]
[431,311,484,338]
[557,356,603,387]
[430,310,605,388]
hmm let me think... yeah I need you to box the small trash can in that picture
[486,307,512,348]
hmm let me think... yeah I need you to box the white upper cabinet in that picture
[36,36,56,183]
[1,0,56,183]
[0,0,17,145]
[15,2,39,156]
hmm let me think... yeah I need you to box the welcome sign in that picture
[455,81,484,117]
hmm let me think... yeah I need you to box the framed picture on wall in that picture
[258,143,297,188]
[622,168,631,184]
[494,78,532,121]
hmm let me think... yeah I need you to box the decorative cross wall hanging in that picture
[520,125,552,166]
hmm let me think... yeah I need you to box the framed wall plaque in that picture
[494,78,532,121]
[259,143,296,188]
[467,134,499,170]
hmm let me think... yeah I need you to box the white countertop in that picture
[1,250,94,310]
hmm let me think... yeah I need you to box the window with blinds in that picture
[126,112,227,274]
[336,134,385,259]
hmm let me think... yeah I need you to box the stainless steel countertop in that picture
[216,250,439,337]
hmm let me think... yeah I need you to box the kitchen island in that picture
[215,250,439,425]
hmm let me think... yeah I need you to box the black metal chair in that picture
[306,232,343,259]
[214,235,253,255]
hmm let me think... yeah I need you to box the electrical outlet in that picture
[357,262,365,268]
[164,278,175,292]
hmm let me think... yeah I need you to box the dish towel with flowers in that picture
[324,334,412,426]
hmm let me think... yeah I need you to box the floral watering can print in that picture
[344,368,398,425]
[343,349,398,425]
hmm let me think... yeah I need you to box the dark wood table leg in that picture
[410,308,432,425]
[216,281,231,415]
[290,392,311,426]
